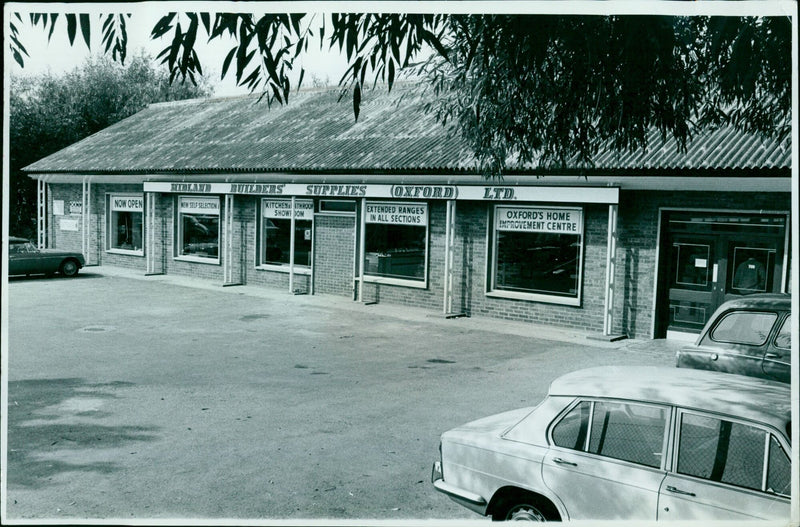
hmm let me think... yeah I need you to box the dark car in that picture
[7,237,85,277]
[676,293,790,383]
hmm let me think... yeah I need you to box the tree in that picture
[9,11,792,175]
[9,52,211,238]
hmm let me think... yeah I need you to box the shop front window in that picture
[364,202,427,282]
[178,196,220,261]
[260,199,314,268]
[108,195,144,253]
[492,205,583,302]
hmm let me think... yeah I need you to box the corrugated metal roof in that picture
[23,82,790,174]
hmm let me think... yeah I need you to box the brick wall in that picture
[314,214,356,296]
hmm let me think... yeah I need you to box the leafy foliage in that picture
[9,53,211,238]
[10,11,792,175]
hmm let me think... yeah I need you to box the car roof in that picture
[549,366,791,432]
[711,293,791,311]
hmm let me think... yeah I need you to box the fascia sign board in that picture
[143,182,619,204]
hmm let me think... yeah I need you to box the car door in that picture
[658,410,791,520]
[762,314,790,383]
[8,241,39,275]
[541,399,669,520]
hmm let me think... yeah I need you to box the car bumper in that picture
[431,461,487,515]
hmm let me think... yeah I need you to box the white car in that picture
[431,366,791,521]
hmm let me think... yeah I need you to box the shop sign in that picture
[262,199,314,220]
[144,182,618,204]
[111,195,144,212]
[366,202,428,225]
[179,196,220,214]
[53,200,65,216]
[69,201,82,215]
[496,206,583,234]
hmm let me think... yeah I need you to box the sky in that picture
[7,5,352,97]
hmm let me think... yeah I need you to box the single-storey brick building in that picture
[23,83,791,340]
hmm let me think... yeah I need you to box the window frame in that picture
[671,409,791,498]
[256,198,314,274]
[106,193,145,256]
[362,200,429,288]
[487,204,584,306]
[547,398,672,471]
[175,195,221,264]
[773,314,791,350]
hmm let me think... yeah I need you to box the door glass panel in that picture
[670,300,712,329]
[674,243,711,287]
[774,317,790,349]
[588,402,668,468]
[710,311,777,346]
[767,436,791,497]
[677,413,766,492]
[551,401,591,450]
[731,247,773,293]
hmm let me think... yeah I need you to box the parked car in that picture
[431,366,791,521]
[7,237,85,277]
[676,294,791,383]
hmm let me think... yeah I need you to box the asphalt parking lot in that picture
[5,266,677,521]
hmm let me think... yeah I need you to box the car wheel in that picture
[503,503,547,522]
[60,259,79,277]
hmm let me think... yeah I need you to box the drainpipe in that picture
[603,204,618,336]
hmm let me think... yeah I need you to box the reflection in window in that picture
[178,196,220,260]
[588,402,667,468]
[677,413,767,492]
[674,243,710,286]
[263,219,312,267]
[364,202,427,281]
[711,311,777,346]
[261,200,313,268]
[732,248,770,292]
[774,317,791,349]
[110,210,143,251]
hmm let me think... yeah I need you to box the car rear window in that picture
[710,311,777,346]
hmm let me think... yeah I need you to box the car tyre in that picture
[491,491,558,522]
[60,259,79,277]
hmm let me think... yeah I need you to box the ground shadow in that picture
[7,378,159,488]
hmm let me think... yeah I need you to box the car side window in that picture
[551,400,668,469]
[552,401,590,450]
[588,402,668,468]
[10,243,23,254]
[710,311,777,346]
[767,436,791,497]
[676,412,787,495]
[774,316,791,350]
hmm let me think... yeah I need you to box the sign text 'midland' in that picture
[171,183,212,193]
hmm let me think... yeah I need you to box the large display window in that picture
[490,205,583,304]
[107,194,143,254]
[177,196,220,261]
[259,199,314,271]
[364,201,428,284]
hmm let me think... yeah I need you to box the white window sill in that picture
[360,275,427,289]
[174,256,220,265]
[106,249,144,257]
[256,265,311,275]
[486,289,581,307]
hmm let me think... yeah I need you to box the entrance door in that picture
[657,212,787,338]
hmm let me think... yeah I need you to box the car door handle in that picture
[553,458,577,467]
[666,485,696,497]
[765,353,781,359]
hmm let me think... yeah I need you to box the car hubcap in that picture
[507,505,546,521]
[63,262,76,274]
